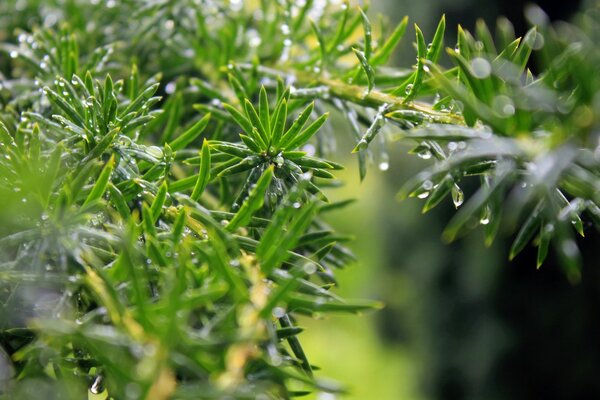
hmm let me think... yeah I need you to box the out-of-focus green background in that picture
[301,1,600,399]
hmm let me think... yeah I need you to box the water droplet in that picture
[125,383,140,399]
[303,262,317,274]
[480,207,491,225]
[531,32,545,50]
[9,51,18,58]
[356,139,368,151]
[270,354,282,367]
[493,95,515,117]
[470,57,491,79]
[417,191,430,199]
[378,152,390,171]
[405,84,414,95]
[249,33,262,47]
[90,376,104,395]
[272,307,286,319]
[229,0,242,11]
[503,103,516,116]
[275,155,284,168]
[562,239,578,258]
[165,81,176,94]
[317,392,337,400]
[417,149,432,160]
[452,185,464,208]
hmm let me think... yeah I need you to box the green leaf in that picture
[128,63,139,100]
[513,27,537,74]
[537,223,553,268]
[443,162,513,242]
[359,8,372,61]
[120,82,160,118]
[285,112,329,150]
[169,113,211,151]
[108,184,130,219]
[239,134,261,153]
[371,16,409,65]
[352,48,375,93]
[259,86,271,137]
[310,19,327,68]
[150,181,168,223]
[244,99,269,146]
[190,139,211,201]
[161,92,184,143]
[403,24,427,103]
[327,2,350,54]
[279,102,314,150]
[83,155,115,206]
[352,104,388,152]
[228,73,248,106]
[422,175,452,213]
[555,189,585,237]
[223,103,253,135]
[270,99,288,147]
[287,293,383,313]
[29,124,41,161]
[509,201,543,261]
[475,19,496,54]
[426,15,446,63]
[226,166,273,231]
[294,156,334,170]
[259,201,317,275]
[44,87,85,127]
[216,156,260,177]
[209,141,253,158]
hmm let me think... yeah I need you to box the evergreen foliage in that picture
[0,0,599,398]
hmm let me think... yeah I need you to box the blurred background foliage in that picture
[302,0,600,399]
